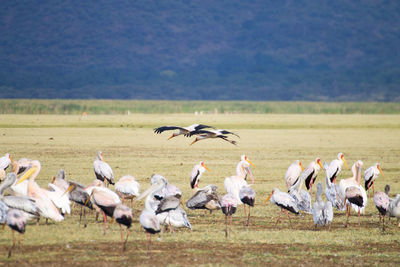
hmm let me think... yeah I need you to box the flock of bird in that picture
[0,123,399,258]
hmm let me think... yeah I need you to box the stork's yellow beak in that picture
[62,184,75,197]
[299,162,304,171]
[342,158,349,170]
[246,158,255,167]
[264,193,273,205]
[190,139,197,146]
[16,167,37,185]
[202,162,210,171]
[167,134,175,140]
[378,165,384,176]
[318,161,324,170]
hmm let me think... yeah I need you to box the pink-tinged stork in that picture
[373,184,390,231]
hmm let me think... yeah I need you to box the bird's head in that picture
[264,189,276,204]
[338,153,349,170]
[316,158,323,169]
[376,163,384,176]
[298,160,304,171]
[167,133,177,140]
[200,161,210,171]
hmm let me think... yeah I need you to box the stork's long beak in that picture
[246,158,255,167]
[84,195,91,206]
[342,158,349,170]
[378,165,384,176]
[167,134,175,140]
[300,162,304,171]
[16,167,37,185]
[318,161,324,170]
[202,162,210,171]
[264,193,273,205]
[51,176,56,184]
[62,184,75,197]
[190,139,198,146]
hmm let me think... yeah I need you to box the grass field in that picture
[0,113,399,266]
[1,99,400,114]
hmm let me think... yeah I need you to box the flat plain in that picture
[0,113,399,266]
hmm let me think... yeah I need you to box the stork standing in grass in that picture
[115,175,140,206]
[93,151,115,186]
[374,185,390,231]
[224,155,255,207]
[190,161,210,189]
[285,160,303,191]
[312,182,333,229]
[302,158,324,197]
[364,163,384,196]
[325,153,349,184]
[265,188,299,228]
[137,178,168,256]
[221,194,237,238]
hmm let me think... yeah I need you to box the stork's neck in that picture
[0,176,16,196]
[236,161,247,178]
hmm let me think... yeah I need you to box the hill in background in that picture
[1,1,400,101]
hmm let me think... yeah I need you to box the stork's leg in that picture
[225,215,228,238]
[243,205,246,216]
[119,224,123,241]
[285,210,292,228]
[8,230,15,258]
[382,216,385,232]
[79,206,83,227]
[358,209,361,227]
[146,232,152,258]
[345,204,350,227]
[274,209,283,227]
[372,183,375,195]
[123,228,130,252]
[246,206,251,226]
[103,211,107,235]
[83,207,87,228]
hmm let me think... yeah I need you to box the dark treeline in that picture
[1,1,400,101]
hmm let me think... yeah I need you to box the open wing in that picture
[154,126,186,134]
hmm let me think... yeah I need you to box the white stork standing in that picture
[389,194,400,227]
[115,175,140,206]
[302,158,324,196]
[364,163,384,196]
[285,160,304,191]
[93,151,115,186]
[137,178,168,256]
[190,129,239,146]
[154,124,214,140]
[339,160,367,214]
[312,182,333,229]
[190,161,210,189]
[324,163,345,211]
[373,185,390,231]
[224,155,255,206]
[288,169,312,214]
[239,185,255,226]
[325,152,349,184]
[265,188,299,228]
[221,194,237,238]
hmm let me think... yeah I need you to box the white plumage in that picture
[312,182,333,227]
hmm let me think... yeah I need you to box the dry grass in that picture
[0,114,399,266]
